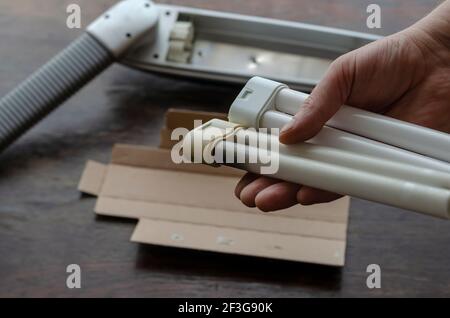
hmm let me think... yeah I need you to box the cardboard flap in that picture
[111,144,243,177]
[160,109,227,149]
[78,161,107,196]
[159,128,176,149]
[95,198,347,240]
[131,218,345,266]
[165,108,227,130]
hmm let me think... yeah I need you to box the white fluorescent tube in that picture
[231,128,450,189]
[261,110,450,174]
[275,88,450,162]
[215,141,450,219]
[183,119,450,218]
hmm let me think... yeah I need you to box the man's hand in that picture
[235,1,450,212]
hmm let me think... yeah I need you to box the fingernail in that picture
[280,119,295,134]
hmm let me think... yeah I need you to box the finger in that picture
[279,54,355,144]
[255,182,301,212]
[234,173,259,199]
[297,186,343,206]
[239,176,280,208]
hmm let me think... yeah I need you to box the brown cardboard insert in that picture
[78,109,350,266]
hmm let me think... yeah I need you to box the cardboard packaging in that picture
[78,109,350,266]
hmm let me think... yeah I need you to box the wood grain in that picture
[0,0,448,297]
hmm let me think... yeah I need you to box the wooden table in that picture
[0,0,448,297]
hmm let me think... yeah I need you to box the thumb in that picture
[279,55,354,144]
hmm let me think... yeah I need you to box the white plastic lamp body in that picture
[87,0,160,57]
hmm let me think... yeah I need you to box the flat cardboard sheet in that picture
[77,161,107,196]
[131,219,345,265]
[78,109,350,266]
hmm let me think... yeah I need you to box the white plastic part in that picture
[87,0,160,57]
[182,119,242,165]
[275,87,450,163]
[167,21,195,63]
[122,4,380,91]
[228,77,287,127]
[184,119,450,218]
[169,21,194,43]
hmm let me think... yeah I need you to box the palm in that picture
[386,69,450,132]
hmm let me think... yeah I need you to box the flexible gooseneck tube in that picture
[0,34,113,151]
[0,0,159,152]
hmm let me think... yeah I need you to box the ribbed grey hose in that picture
[0,33,114,152]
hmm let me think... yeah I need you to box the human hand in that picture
[235,1,450,212]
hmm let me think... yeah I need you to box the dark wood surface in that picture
[0,0,448,297]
